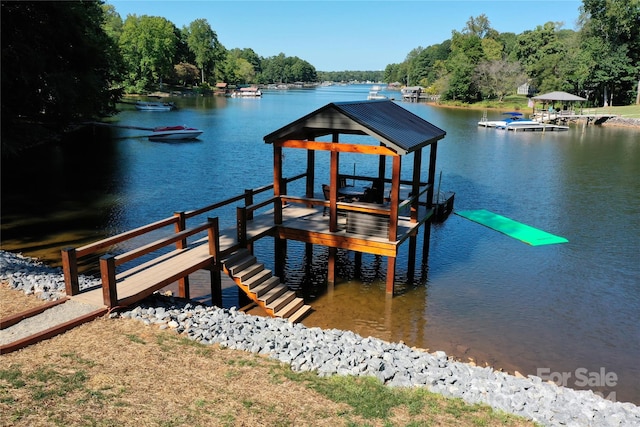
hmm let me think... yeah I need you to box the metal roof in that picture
[263,100,446,155]
[532,91,586,101]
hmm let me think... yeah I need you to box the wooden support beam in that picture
[386,256,396,294]
[276,139,398,156]
[328,247,337,288]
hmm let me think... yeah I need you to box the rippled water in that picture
[2,85,639,403]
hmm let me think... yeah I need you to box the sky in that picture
[107,0,584,71]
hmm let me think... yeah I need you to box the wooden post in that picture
[207,217,221,306]
[411,150,422,223]
[377,152,386,204]
[174,211,189,299]
[407,234,417,283]
[100,254,118,307]
[274,196,283,225]
[275,237,286,279]
[244,190,254,220]
[61,247,79,296]
[236,207,247,247]
[386,256,396,294]
[388,155,401,241]
[427,142,438,209]
[327,247,337,289]
[329,133,340,232]
[306,148,315,202]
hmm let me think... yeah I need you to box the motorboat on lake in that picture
[135,101,177,111]
[147,125,203,141]
[478,111,537,128]
[367,85,388,100]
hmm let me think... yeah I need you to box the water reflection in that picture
[2,86,639,404]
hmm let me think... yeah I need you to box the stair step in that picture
[274,297,305,319]
[234,263,264,282]
[267,291,297,313]
[221,248,250,266]
[258,283,288,305]
[243,269,273,290]
[226,255,256,276]
[251,276,280,297]
[287,305,313,324]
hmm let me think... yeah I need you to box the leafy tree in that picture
[184,19,223,84]
[119,15,178,92]
[1,0,121,153]
[515,22,569,93]
[173,62,200,86]
[443,29,485,101]
[474,59,527,101]
[579,0,640,105]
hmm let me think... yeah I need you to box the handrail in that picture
[74,216,180,258]
[113,220,215,266]
[100,218,220,307]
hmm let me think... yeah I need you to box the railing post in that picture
[61,247,79,296]
[244,189,254,220]
[207,217,222,306]
[174,211,187,249]
[274,196,283,225]
[237,206,247,247]
[99,254,118,308]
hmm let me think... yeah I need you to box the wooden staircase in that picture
[221,249,312,323]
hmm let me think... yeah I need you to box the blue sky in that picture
[107,0,583,71]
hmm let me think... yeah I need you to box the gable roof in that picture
[263,100,446,155]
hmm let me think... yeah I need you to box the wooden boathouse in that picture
[264,99,446,294]
[57,100,446,323]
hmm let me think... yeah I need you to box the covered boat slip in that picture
[264,100,446,293]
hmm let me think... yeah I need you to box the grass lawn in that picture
[1,285,539,427]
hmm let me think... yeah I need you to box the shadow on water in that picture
[2,88,639,404]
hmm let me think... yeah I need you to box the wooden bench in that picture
[62,216,221,308]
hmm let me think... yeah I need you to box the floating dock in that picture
[504,123,569,132]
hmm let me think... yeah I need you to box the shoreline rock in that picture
[2,250,639,426]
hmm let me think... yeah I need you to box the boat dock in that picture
[533,111,618,125]
[505,123,569,132]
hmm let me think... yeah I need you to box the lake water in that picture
[2,85,639,404]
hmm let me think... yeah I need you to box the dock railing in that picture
[61,172,433,303]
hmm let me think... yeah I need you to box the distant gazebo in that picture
[263,100,446,294]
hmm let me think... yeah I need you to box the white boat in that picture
[367,85,388,100]
[478,111,536,128]
[135,101,176,111]
[231,87,262,97]
[148,125,203,141]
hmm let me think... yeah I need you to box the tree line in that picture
[385,1,640,107]
[2,1,638,154]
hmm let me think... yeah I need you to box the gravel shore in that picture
[2,250,639,426]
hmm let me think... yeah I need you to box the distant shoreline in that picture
[424,101,640,129]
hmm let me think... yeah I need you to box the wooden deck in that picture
[69,204,420,308]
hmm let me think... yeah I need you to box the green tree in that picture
[119,15,178,92]
[444,29,485,101]
[579,0,640,105]
[1,1,121,153]
[515,22,569,93]
[184,19,222,84]
[474,59,527,101]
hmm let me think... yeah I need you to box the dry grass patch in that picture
[1,282,50,318]
[1,288,538,426]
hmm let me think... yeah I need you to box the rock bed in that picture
[2,250,639,426]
